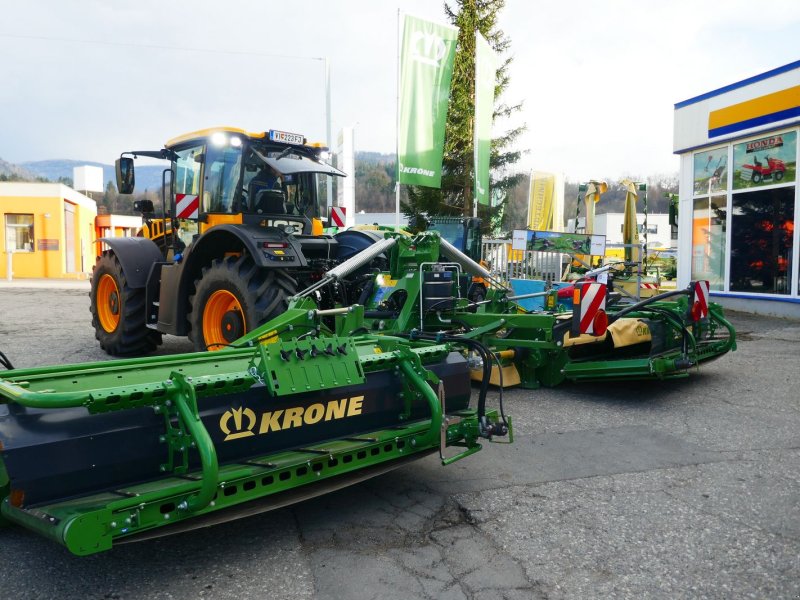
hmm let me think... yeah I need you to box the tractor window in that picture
[315,173,332,221]
[174,146,203,198]
[287,172,320,218]
[203,145,242,214]
[432,222,465,250]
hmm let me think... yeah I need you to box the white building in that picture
[673,60,799,318]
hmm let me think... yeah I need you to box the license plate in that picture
[269,129,305,145]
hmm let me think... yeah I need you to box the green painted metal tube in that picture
[0,379,86,408]
[170,383,219,513]
[398,360,442,446]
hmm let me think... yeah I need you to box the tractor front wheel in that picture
[188,255,297,351]
[90,251,162,356]
[752,172,762,183]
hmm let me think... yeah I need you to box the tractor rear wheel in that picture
[188,255,297,351]
[90,251,163,356]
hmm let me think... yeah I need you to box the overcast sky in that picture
[1,0,798,182]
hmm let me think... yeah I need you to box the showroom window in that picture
[730,187,794,294]
[729,131,796,295]
[691,195,726,290]
[691,146,728,290]
[5,214,34,252]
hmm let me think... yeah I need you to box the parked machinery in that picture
[91,126,382,355]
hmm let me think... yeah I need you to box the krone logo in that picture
[219,396,366,442]
[220,406,257,441]
[410,31,446,67]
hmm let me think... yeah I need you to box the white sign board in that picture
[73,165,104,193]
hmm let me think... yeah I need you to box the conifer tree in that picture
[403,0,525,230]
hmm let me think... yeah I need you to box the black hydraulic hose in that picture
[609,288,691,322]
[553,287,693,340]
[0,350,14,370]
[408,333,497,423]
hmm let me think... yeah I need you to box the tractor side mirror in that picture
[116,157,135,195]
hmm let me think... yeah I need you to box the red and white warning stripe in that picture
[692,280,709,321]
[641,282,659,290]
[176,194,199,219]
[580,282,607,334]
[330,206,346,228]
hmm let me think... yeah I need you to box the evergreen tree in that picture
[403,0,525,230]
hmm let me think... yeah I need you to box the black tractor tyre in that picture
[752,172,762,184]
[90,251,163,356]
[188,255,298,352]
[775,170,784,181]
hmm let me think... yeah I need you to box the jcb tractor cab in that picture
[91,127,367,356]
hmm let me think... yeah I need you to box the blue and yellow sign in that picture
[709,86,800,138]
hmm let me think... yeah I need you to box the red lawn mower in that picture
[741,155,786,184]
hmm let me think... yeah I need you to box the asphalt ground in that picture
[0,286,798,599]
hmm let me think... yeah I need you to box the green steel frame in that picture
[0,329,507,555]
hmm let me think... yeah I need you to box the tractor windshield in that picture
[430,221,465,250]
[241,143,342,221]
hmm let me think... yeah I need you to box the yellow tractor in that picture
[89,126,374,355]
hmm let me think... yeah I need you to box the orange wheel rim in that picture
[203,290,246,350]
[97,274,121,333]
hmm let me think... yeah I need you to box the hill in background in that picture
[21,159,166,192]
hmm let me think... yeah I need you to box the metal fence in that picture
[480,239,566,284]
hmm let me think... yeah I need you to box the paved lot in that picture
[0,286,798,599]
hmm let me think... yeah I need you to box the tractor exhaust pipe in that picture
[438,237,509,291]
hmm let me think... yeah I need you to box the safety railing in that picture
[480,239,565,284]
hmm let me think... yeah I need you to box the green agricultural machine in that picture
[0,232,511,556]
[339,231,735,388]
[0,229,735,556]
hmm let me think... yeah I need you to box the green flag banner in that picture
[474,32,496,206]
[398,14,458,188]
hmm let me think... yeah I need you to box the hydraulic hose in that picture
[398,331,507,433]
[609,288,691,322]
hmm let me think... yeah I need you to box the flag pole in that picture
[395,9,402,231]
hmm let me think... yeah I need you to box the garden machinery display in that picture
[1,229,736,555]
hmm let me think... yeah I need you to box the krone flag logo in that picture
[410,32,446,67]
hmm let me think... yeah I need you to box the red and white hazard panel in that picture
[330,206,346,228]
[641,282,659,290]
[690,280,710,321]
[572,282,608,336]
[176,194,199,219]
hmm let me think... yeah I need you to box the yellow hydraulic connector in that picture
[470,349,521,387]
